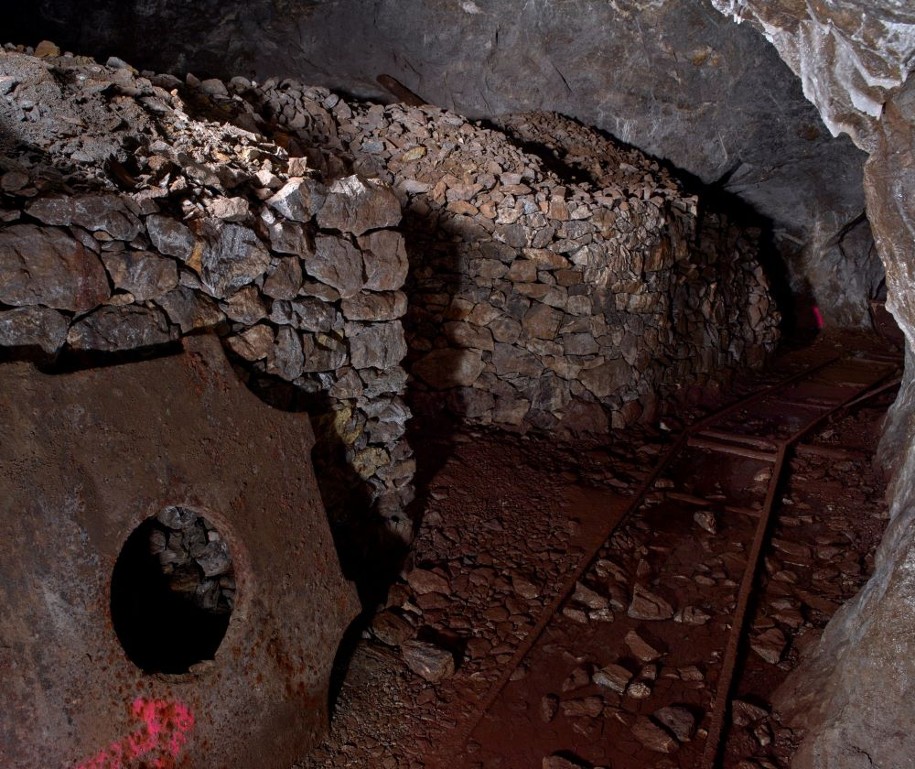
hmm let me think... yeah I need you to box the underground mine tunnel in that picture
[1,2,913,768]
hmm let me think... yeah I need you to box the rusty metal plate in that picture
[0,335,359,768]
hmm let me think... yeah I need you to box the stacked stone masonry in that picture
[227,76,780,432]
[0,46,414,542]
[0,43,780,541]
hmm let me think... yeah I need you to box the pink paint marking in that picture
[74,698,195,769]
[812,305,825,329]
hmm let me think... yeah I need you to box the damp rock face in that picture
[703,5,915,769]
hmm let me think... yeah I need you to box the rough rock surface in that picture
[706,4,915,769]
[713,1,915,152]
[8,0,872,325]
[0,47,415,570]
[774,79,915,769]
[232,79,779,431]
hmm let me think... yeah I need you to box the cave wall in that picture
[9,0,878,327]
[708,3,915,768]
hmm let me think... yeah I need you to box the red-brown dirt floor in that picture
[299,331,900,769]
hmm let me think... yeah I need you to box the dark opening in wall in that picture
[110,506,235,674]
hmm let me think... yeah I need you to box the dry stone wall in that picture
[0,42,782,549]
[12,0,871,331]
[221,78,780,432]
[0,46,415,548]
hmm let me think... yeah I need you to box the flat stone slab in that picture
[0,334,359,769]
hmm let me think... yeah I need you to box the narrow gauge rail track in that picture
[459,350,900,769]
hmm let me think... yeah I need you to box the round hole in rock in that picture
[111,506,236,674]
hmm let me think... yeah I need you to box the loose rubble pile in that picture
[0,44,414,546]
[150,505,235,614]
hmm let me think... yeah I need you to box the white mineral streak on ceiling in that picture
[710,0,915,150]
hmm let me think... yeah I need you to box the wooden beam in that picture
[376,74,426,106]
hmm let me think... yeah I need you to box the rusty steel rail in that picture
[455,428,690,748]
[456,351,900,764]
[700,364,901,769]
[699,440,787,769]
[456,353,845,748]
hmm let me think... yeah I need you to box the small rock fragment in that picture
[0,306,69,354]
[653,705,697,742]
[195,539,231,577]
[158,505,198,530]
[626,681,652,699]
[732,699,769,727]
[67,306,172,351]
[572,581,609,610]
[0,224,110,312]
[198,222,271,297]
[560,696,603,718]
[404,568,451,595]
[628,584,675,620]
[750,627,787,664]
[540,694,559,723]
[693,510,718,535]
[401,640,455,682]
[679,666,705,682]
[317,175,401,235]
[146,215,196,261]
[267,178,326,222]
[632,715,678,753]
[592,663,632,693]
[34,40,61,57]
[370,610,415,646]
[674,606,711,625]
[513,575,540,599]
[561,665,592,692]
[102,250,178,301]
[625,629,663,661]
[208,196,250,222]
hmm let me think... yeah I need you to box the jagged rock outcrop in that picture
[708,4,915,768]
[713,1,915,153]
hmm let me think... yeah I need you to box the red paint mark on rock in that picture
[813,305,825,329]
[74,698,195,769]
